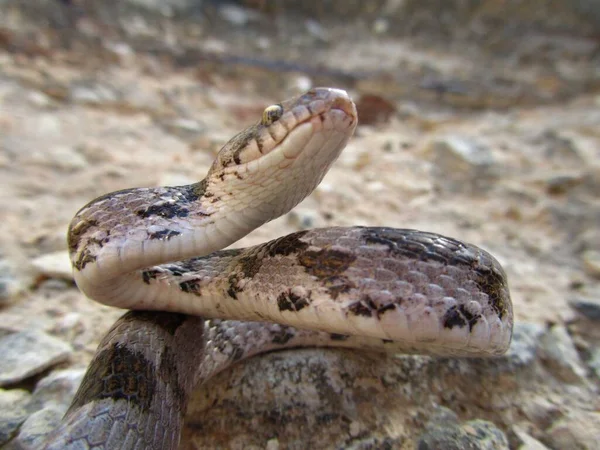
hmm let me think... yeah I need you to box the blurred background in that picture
[0,1,599,449]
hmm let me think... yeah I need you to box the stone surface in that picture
[546,411,600,450]
[0,388,31,445]
[29,368,86,411]
[417,407,509,450]
[0,1,599,447]
[8,404,67,450]
[570,296,600,321]
[539,325,587,383]
[582,250,600,278]
[30,251,73,281]
[428,136,497,193]
[512,426,551,450]
[0,331,71,386]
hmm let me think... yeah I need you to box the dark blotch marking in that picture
[330,333,349,341]
[67,344,156,413]
[179,279,202,296]
[68,219,98,253]
[267,231,310,257]
[137,202,189,219]
[443,305,480,331]
[186,180,206,202]
[67,311,191,416]
[125,311,188,336]
[277,290,310,312]
[298,247,356,279]
[361,227,510,319]
[348,301,373,317]
[271,326,296,345]
[377,303,396,316]
[148,229,181,240]
[324,276,356,299]
[142,269,160,284]
[73,248,96,271]
[296,245,357,299]
[227,274,242,300]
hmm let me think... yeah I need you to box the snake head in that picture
[205,87,358,220]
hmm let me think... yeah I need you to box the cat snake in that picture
[42,88,513,449]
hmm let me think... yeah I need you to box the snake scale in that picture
[41,88,513,449]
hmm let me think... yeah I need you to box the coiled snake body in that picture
[43,88,513,449]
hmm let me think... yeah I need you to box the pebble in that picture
[29,368,86,411]
[0,330,71,386]
[569,296,600,320]
[286,209,319,229]
[69,82,119,105]
[0,257,27,305]
[8,403,67,450]
[589,347,600,380]
[546,411,600,450]
[0,388,31,445]
[417,407,509,450]
[30,251,73,281]
[511,426,550,450]
[539,325,587,383]
[498,322,545,369]
[428,136,497,194]
[581,250,600,278]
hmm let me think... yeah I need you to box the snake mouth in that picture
[212,88,357,173]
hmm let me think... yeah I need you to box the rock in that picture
[286,209,319,229]
[539,325,587,383]
[520,395,562,430]
[30,251,73,281]
[0,388,31,445]
[428,136,497,194]
[581,250,600,278]
[29,368,86,412]
[499,322,545,369]
[569,296,600,321]
[0,330,71,386]
[417,407,509,450]
[0,257,27,304]
[588,347,600,380]
[9,404,67,450]
[511,426,550,450]
[546,411,600,450]
[218,4,257,26]
[69,81,119,105]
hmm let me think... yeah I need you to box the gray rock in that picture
[69,81,119,105]
[0,257,27,305]
[539,325,587,383]
[0,331,72,386]
[546,411,600,450]
[30,251,73,281]
[500,322,545,369]
[589,347,600,380]
[429,136,497,194]
[417,407,509,450]
[0,388,31,445]
[582,250,600,278]
[29,368,86,411]
[511,426,550,450]
[9,404,67,450]
[569,296,600,321]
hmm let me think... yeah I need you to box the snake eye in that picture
[261,104,284,126]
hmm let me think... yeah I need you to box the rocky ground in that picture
[0,1,599,449]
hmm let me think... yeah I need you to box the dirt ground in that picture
[0,1,599,449]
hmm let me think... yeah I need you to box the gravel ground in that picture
[0,2,599,449]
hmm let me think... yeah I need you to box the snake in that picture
[41,88,513,449]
